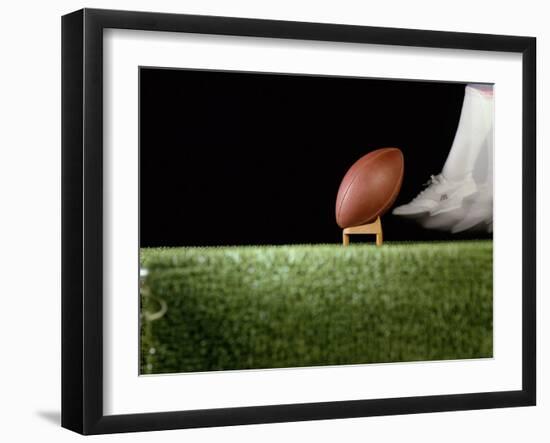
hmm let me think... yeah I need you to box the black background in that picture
[140,68,491,247]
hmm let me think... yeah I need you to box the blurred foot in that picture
[429,174,477,216]
[451,184,493,233]
[393,173,475,217]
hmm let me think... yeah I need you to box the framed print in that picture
[61,8,536,435]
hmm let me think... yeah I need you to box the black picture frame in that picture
[62,8,536,435]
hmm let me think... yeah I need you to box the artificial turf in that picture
[140,241,493,374]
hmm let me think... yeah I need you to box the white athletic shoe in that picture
[429,174,478,216]
[451,184,493,233]
[392,174,470,217]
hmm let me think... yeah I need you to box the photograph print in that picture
[139,67,494,375]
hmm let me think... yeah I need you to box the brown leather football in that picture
[335,147,404,229]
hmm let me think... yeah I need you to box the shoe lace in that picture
[412,174,443,201]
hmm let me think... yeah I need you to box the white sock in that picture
[442,85,494,182]
[472,119,494,189]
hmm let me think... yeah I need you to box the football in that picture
[335,147,404,229]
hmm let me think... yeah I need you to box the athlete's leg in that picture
[442,84,494,181]
[393,84,494,220]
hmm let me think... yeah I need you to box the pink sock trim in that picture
[468,83,494,96]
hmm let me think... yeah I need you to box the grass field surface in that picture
[140,241,493,374]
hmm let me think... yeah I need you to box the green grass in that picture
[140,241,493,374]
